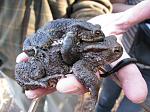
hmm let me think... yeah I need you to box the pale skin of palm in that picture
[16,0,150,104]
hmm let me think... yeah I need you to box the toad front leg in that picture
[61,31,81,65]
[72,60,100,101]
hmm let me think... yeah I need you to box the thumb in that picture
[16,52,29,63]
[111,52,148,103]
[56,74,87,95]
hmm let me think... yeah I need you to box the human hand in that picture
[17,47,147,104]
[110,48,147,104]
[88,15,148,103]
[16,13,147,103]
[88,12,135,36]
[24,74,86,99]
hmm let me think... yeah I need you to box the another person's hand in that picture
[88,12,134,36]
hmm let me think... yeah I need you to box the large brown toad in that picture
[15,18,123,100]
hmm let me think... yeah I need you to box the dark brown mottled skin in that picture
[15,18,123,101]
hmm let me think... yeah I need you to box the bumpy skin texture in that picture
[23,18,105,65]
[15,18,123,99]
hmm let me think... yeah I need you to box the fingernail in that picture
[16,52,29,63]
[25,91,38,99]
[136,99,145,104]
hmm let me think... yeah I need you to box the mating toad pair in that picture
[15,18,123,100]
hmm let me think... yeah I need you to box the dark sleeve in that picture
[67,0,112,20]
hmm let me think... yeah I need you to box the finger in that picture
[16,52,29,63]
[88,14,114,26]
[102,24,127,36]
[116,64,148,103]
[25,87,56,99]
[111,52,148,103]
[56,74,87,95]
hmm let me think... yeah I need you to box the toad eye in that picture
[94,30,102,36]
